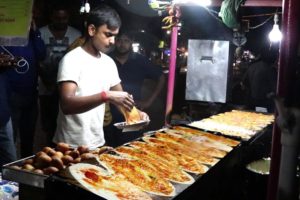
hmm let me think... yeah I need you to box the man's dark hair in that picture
[86,4,121,29]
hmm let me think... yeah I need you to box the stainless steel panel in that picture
[186,40,230,103]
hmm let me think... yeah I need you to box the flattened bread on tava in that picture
[68,163,152,200]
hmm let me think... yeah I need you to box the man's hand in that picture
[106,91,135,111]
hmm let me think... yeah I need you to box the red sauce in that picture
[84,170,99,182]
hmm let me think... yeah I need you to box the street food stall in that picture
[2,109,275,200]
[1,0,299,200]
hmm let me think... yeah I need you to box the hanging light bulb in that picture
[268,13,282,42]
[80,0,85,14]
[85,0,90,13]
[173,0,211,6]
[132,43,140,53]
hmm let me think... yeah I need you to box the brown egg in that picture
[35,151,47,157]
[69,150,80,159]
[23,164,35,171]
[24,158,34,165]
[50,156,64,170]
[48,149,57,156]
[80,153,95,161]
[10,165,21,170]
[34,153,52,169]
[64,150,72,155]
[56,142,70,153]
[72,157,81,164]
[43,146,56,156]
[43,166,59,175]
[42,146,53,154]
[53,151,64,158]
[77,145,89,154]
[61,155,74,165]
[33,169,44,174]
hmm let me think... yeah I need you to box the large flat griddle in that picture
[2,123,272,200]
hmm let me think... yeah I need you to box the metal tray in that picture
[2,156,48,188]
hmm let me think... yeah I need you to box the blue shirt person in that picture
[0,72,17,168]
[0,28,46,157]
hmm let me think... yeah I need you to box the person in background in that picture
[0,18,46,157]
[241,48,278,113]
[106,31,165,146]
[38,3,81,146]
[54,5,148,149]
[0,71,17,168]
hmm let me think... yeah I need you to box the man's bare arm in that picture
[59,81,134,115]
[59,81,105,114]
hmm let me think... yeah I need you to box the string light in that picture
[268,13,282,42]
[132,43,140,53]
[80,0,90,14]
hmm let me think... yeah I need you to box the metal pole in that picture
[165,26,178,125]
[267,0,300,199]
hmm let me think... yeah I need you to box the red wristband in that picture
[100,91,108,102]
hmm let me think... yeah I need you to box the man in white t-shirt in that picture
[54,5,149,149]
[38,3,81,145]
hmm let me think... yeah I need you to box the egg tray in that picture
[2,155,48,188]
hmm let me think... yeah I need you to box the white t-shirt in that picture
[38,26,81,95]
[53,47,121,148]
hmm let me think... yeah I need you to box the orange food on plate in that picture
[121,106,141,125]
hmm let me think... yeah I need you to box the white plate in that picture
[114,120,150,132]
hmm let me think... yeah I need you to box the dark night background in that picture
[32,0,283,119]
[34,0,281,55]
